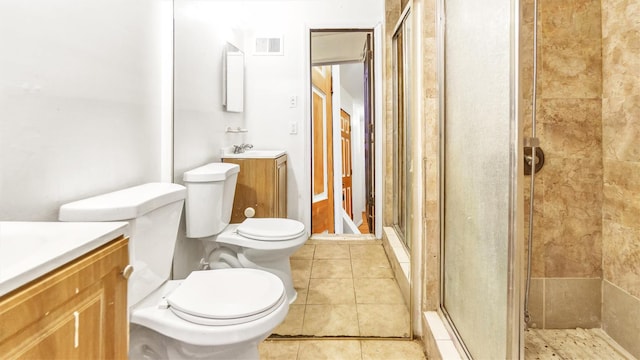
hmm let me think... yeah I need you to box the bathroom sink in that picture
[221,149,286,159]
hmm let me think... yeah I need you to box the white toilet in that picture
[183,162,308,303]
[59,183,288,360]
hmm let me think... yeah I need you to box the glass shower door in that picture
[440,0,523,358]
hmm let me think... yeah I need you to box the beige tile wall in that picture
[383,0,401,227]
[544,278,602,329]
[521,0,604,329]
[416,0,443,357]
[602,281,640,359]
[527,278,602,330]
[522,0,603,279]
[421,0,440,313]
[601,0,640,357]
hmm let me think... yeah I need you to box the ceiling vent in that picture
[254,36,283,56]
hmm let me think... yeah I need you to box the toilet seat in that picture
[166,269,286,326]
[237,218,306,241]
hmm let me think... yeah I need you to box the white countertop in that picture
[221,149,286,159]
[0,221,129,297]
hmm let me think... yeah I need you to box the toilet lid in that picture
[166,269,286,326]
[237,218,306,241]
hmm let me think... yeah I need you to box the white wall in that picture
[171,0,383,276]
[0,0,171,221]
[240,0,383,228]
[172,2,249,277]
[173,3,246,183]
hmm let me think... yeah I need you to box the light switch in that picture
[289,121,298,134]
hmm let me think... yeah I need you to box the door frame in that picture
[303,23,383,238]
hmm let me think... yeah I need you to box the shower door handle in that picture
[524,147,545,175]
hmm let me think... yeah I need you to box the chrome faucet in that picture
[232,143,253,154]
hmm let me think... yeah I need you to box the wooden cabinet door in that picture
[0,237,129,360]
[276,155,288,218]
[224,155,288,222]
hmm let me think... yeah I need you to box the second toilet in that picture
[183,162,308,303]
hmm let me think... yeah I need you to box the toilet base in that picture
[130,324,261,360]
[238,250,298,304]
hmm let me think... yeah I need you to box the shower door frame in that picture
[435,0,525,358]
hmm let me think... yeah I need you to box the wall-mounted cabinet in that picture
[0,237,129,359]
[223,155,287,223]
[223,43,244,113]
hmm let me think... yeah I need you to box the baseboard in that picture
[422,311,463,360]
[382,227,410,307]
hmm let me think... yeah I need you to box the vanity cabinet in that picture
[224,155,287,222]
[0,236,129,359]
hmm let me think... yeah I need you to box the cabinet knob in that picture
[121,264,134,279]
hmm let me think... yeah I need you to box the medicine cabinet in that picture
[223,43,244,112]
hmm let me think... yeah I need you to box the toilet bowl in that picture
[183,163,309,304]
[129,269,288,360]
[212,218,307,303]
[59,183,288,360]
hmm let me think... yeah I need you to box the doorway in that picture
[309,29,376,236]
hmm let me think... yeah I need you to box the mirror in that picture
[223,43,244,113]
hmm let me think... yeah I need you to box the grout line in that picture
[350,245,362,337]
[603,278,640,302]
[300,248,313,336]
[288,239,409,339]
[542,277,546,329]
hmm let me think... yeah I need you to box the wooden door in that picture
[363,34,375,233]
[311,65,334,234]
[340,109,353,219]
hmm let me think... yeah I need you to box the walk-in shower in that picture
[438,0,639,358]
[521,0,637,357]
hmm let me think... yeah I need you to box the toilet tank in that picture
[58,183,186,307]
[183,162,240,238]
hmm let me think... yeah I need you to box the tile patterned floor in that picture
[272,240,410,338]
[525,328,634,359]
[259,339,427,360]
